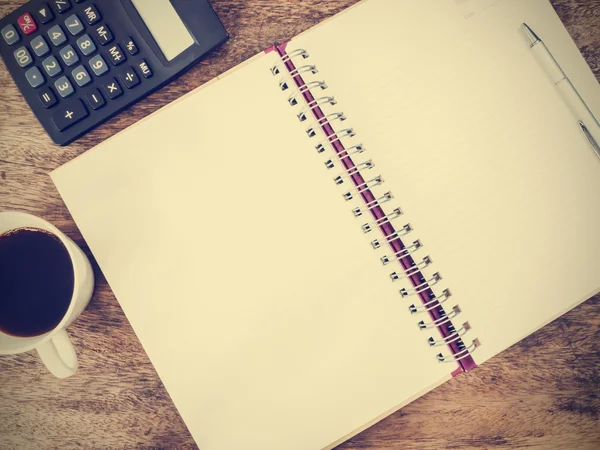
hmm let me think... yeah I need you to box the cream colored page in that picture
[289,0,600,365]
[51,52,451,450]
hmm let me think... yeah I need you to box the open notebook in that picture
[51,0,600,449]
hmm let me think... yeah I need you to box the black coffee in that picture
[0,228,74,337]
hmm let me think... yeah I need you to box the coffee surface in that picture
[0,228,74,337]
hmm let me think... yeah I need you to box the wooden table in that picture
[1,1,599,449]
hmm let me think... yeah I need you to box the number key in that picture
[94,24,113,46]
[42,55,62,77]
[83,4,101,25]
[54,75,74,98]
[76,34,96,56]
[30,36,50,57]
[106,44,125,66]
[1,24,20,46]
[64,14,84,36]
[88,54,108,76]
[71,65,91,87]
[59,45,79,66]
[48,24,66,46]
[13,46,33,68]
[53,0,72,14]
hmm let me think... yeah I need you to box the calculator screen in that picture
[130,0,194,61]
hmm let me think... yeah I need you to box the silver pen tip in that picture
[522,23,541,46]
[578,120,600,158]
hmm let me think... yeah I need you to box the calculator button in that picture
[42,55,62,77]
[14,46,33,68]
[71,65,91,87]
[39,87,57,108]
[25,67,45,88]
[30,36,50,57]
[102,77,122,99]
[137,60,153,79]
[54,75,74,97]
[48,24,66,46]
[17,13,37,35]
[53,0,72,14]
[123,37,138,56]
[74,0,87,3]
[1,25,20,46]
[94,24,113,45]
[76,34,96,56]
[36,4,54,24]
[88,54,108,76]
[106,44,125,66]
[85,88,105,110]
[83,5,101,26]
[51,99,88,131]
[120,67,140,89]
[64,14,84,36]
[59,44,79,66]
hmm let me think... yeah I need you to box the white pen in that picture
[522,23,600,156]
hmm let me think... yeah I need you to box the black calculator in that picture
[0,0,228,145]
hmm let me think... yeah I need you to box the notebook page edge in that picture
[324,374,452,450]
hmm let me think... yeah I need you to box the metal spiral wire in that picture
[271,48,480,365]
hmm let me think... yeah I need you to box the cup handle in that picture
[36,330,78,379]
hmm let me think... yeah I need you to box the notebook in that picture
[50,0,600,448]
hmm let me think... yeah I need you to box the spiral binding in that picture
[270,47,480,368]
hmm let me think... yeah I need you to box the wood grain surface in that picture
[1,1,599,449]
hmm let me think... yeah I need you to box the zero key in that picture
[51,99,88,131]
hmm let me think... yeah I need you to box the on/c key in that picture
[17,13,37,35]
[51,99,88,131]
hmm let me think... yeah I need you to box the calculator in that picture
[0,0,228,146]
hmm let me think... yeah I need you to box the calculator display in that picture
[130,0,194,61]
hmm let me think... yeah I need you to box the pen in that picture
[522,23,600,154]
[578,121,600,159]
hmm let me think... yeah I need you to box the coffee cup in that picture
[0,211,94,378]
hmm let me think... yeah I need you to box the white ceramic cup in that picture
[0,211,94,378]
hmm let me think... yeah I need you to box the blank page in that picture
[52,52,452,450]
[289,0,600,365]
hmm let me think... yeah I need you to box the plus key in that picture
[17,13,37,35]
[51,99,88,131]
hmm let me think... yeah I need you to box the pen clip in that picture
[578,121,600,160]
